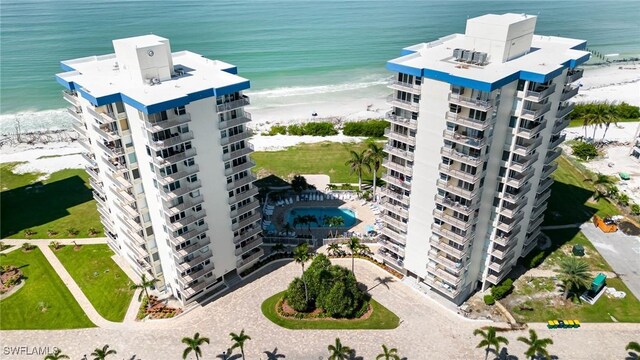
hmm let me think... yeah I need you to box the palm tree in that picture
[272,242,285,254]
[331,216,345,238]
[282,222,294,235]
[346,237,361,274]
[558,256,591,299]
[585,102,615,141]
[182,332,210,360]
[365,142,385,198]
[229,329,251,360]
[293,243,311,303]
[44,348,69,360]
[293,215,307,230]
[327,243,341,256]
[473,326,509,360]
[626,341,640,359]
[90,345,116,360]
[359,243,371,256]
[130,274,158,309]
[377,344,400,360]
[327,338,351,360]
[346,149,371,191]
[517,329,553,360]
[303,214,318,234]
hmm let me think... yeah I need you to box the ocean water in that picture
[1,0,639,132]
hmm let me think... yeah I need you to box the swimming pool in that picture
[286,207,356,228]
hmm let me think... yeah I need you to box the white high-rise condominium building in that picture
[379,14,589,304]
[56,35,263,305]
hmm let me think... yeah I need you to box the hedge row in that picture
[342,119,389,138]
[266,122,338,136]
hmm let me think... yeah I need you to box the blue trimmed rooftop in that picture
[387,13,590,92]
[56,35,249,114]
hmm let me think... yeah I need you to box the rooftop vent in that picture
[452,49,488,66]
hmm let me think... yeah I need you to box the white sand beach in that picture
[1,63,639,175]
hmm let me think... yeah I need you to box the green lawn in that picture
[0,247,95,329]
[252,141,381,184]
[544,156,619,226]
[540,229,613,272]
[511,278,640,323]
[53,244,134,322]
[568,117,639,128]
[261,291,399,330]
[0,162,103,239]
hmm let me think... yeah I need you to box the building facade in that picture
[379,14,589,304]
[57,35,263,305]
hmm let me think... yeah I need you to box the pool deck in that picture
[267,194,378,240]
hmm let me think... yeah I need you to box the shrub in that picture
[66,227,80,236]
[342,119,389,137]
[490,278,513,300]
[21,242,35,251]
[23,229,36,238]
[571,141,598,160]
[618,193,630,206]
[614,102,640,119]
[285,277,309,312]
[528,251,546,269]
[323,281,357,318]
[631,203,640,215]
[88,227,98,236]
[286,122,338,136]
[484,294,496,305]
[267,125,287,136]
[287,124,303,135]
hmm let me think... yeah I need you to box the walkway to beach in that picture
[1,254,637,359]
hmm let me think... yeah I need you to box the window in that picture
[184,158,195,167]
[192,204,202,212]
[175,106,186,115]
[187,174,197,183]
[509,116,517,128]
[132,168,140,179]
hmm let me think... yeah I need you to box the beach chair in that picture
[573,320,580,328]
[288,197,294,204]
[547,320,556,329]
[296,195,300,202]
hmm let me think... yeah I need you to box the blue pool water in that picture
[286,208,356,228]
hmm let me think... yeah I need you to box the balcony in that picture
[383,144,414,161]
[381,187,410,206]
[174,237,211,258]
[225,159,256,177]
[92,123,120,142]
[67,107,83,123]
[531,202,548,221]
[237,248,264,268]
[566,68,584,83]
[62,90,80,105]
[545,148,562,163]
[513,137,543,157]
[488,257,514,273]
[89,178,104,195]
[384,128,416,146]
[228,186,259,205]
[148,131,194,151]
[153,148,197,167]
[145,113,191,132]
[180,262,215,283]
[490,244,516,260]
[169,223,209,247]
[560,85,579,102]
[380,241,405,257]
[504,169,533,188]
[434,194,478,216]
[232,212,262,232]
[96,141,124,159]
[432,209,474,230]
[537,177,554,194]
[440,147,485,167]
[548,134,566,149]
[427,264,462,285]
[226,174,255,191]
[436,179,479,200]
[382,173,412,191]
[529,214,545,231]
[119,214,143,233]
[386,111,417,129]
[429,235,466,258]
[78,137,92,152]
[380,198,409,218]
[443,129,486,149]
[93,191,107,208]
[156,165,200,186]
[423,276,461,297]
[382,214,408,232]
[121,229,146,246]
[219,113,252,130]
[556,102,575,119]
[516,121,547,139]
[510,153,539,173]
[552,118,570,134]
[499,200,525,218]
[438,163,483,183]
[445,111,492,130]
[233,225,262,244]
[524,83,556,102]
[383,158,412,176]
[85,165,100,181]
[216,96,250,113]
[389,80,421,94]
[380,226,406,245]
[163,194,205,217]
[502,184,531,204]
[235,236,263,256]
[112,186,136,205]
[542,162,558,178]
[221,129,253,146]
[535,188,552,206]
[177,249,214,273]
[167,210,207,232]
[429,249,464,273]
[387,95,420,112]
[496,212,524,233]
[492,227,521,247]
[102,157,127,175]
[431,224,472,246]
[86,107,117,125]
[448,93,492,111]
[72,122,87,136]
[521,102,552,121]
[222,143,254,162]
[161,179,202,201]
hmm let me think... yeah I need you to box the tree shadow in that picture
[492,347,519,360]
[0,175,93,237]
[543,179,599,227]
[348,350,363,360]
[368,276,395,291]
[625,351,639,360]
[263,347,286,359]
[216,350,241,360]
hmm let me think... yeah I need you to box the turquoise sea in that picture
[1,0,639,131]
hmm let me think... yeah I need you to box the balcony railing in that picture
[218,113,252,130]
[67,107,83,123]
[228,186,259,206]
[524,83,556,102]
[237,249,264,268]
[513,137,543,157]
[448,93,492,111]
[499,200,525,218]
[385,111,418,129]
[145,113,191,132]
[180,262,215,283]
[548,134,566,149]
[233,225,262,244]
[490,244,516,259]
[86,107,117,124]
[71,122,87,136]
[389,80,421,94]
[429,235,467,258]
[156,165,200,186]
[222,143,254,162]
[225,159,257,177]
[542,162,558,178]
[379,198,409,218]
[386,95,420,112]
[383,144,414,161]
[384,128,416,146]
[445,111,492,130]
[545,148,562,163]
[431,224,472,246]
[521,102,552,120]
[381,187,410,206]
[220,129,253,146]
[434,194,478,216]
[552,118,570,134]
[174,236,211,258]
[510,153,539,173]
[443,129,486,149]
[423,276,461,297]
[438,163,483,183]
[566,69,584,83]
[516,121,547,139]
[153,148,197,167]
[382,214,408,232]
[167,210,207,232]
[432,209,474,230]
[429,250,464,273]
[496,212,524,232]
[382,173,411,191]
[504,169,534,188]
[436,179,479,200]
[383,158,412,176]
[535,188,552,206]
[163,194,205,217]
[502,184,532,204]
[169,224,209,247]
[216,96,250,112]
[440,147,485,167]
[560,85,579,101]
[92,124,120,142]
[160,180,202,201]
[556,102,575,119]
[232,212,262,232]
[62,90,80,105]
[235,236,263,256]
[537,177,554,194]
[427,264,462,285]
[177,249,214,273]
[492,227,521,247]
[96,141,124,158]
[148,131,194,151]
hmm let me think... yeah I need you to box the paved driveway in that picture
[0,258,638,360]
[580,223,640,298]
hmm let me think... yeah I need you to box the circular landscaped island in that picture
[261,253,399,330]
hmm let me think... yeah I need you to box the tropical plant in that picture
[327,338,351,360]
[21,242,34,251]
[293,215,307,230]
[631,204,640,215]
[49,241,61,250]
[346,237,361,274]
[571,141,598,160]
[377,344,400,360]
[130,274,158,309]
[272,242,285,254]
[229,329,251,360]
[626,341,640,358]
[181,332,210,360]
[365,142,385,198]
[303,214,318,234]
[327,242,341,256]
[24,229,35,238]
[558,256,591,299]
[291,174,309,193]
[585,102,616,141]
[44,348,69,360]
[90,345,117,360]
[473,326,509,360]
[282,222,294,235]
[293,243,311,303]
[358,243,371,256]
[618,193,630,206]
[345,149,371,191]
[328,216,345,238]
[517,329,553,360]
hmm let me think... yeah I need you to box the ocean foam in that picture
[0,109,71,135]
